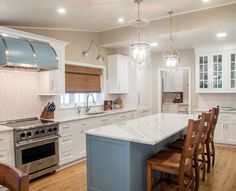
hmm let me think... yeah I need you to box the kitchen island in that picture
[85,113,196,191]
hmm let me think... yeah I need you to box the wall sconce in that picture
[82,40,104,61]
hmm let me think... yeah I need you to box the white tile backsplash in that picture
[198,93,236,109]
[0,70,53,121]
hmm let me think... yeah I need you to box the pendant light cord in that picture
[168,11,174,54]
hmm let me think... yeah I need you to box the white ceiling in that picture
[0,0,235,32]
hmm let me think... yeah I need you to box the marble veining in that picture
[85,113,197,145]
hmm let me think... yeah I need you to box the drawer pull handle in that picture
[101,119,109,122]
[62,138,72,142]
[63,153,71,157]
[0,138,3,141]
[120,115,126,118]
[0,154,4,158]
[81,123,88,126]
[62,126,71,130]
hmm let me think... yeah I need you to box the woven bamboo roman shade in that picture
[65,65,102,93]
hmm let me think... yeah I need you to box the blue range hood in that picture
[0,37,58,71]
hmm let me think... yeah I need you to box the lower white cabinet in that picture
[59,111,138,167]
[214,116,236,145]
[0,130,14,166]
[59,119,96,166]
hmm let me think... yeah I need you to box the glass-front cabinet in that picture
[198,55,209,89]
[195,47,233,93]
[229,52,236,90]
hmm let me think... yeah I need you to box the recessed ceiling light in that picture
[57,7,66,14]
[1,33,9,37]
[150,42,159,47]
[203,0,210,3]
[118,18,125,23]
[216,33,227,38]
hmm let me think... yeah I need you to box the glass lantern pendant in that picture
[163,11,180,72]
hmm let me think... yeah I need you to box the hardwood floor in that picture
[30,146,236,191]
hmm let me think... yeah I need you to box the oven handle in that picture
[15,135,60,148]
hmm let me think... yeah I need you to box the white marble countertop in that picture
[195,108,236,113]
[0,125,13,132]
[85,113,197,145]
[54,108,137,123]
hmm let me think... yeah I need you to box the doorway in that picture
[157,67,191,114]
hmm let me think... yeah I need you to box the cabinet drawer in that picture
[59,148,74,165]
[0,132,12,148]
[0,149,11,162]
[59,134,73,146]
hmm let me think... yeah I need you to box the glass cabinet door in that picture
[198,55,209,89]
[212,54,223,89]
[229,53,236,89]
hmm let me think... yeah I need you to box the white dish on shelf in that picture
[220,107,235,111]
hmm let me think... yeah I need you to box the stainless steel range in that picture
[4,117,60,180]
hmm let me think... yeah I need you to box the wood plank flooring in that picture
[30,146,236,191]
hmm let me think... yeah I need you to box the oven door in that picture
[15,135,59,175]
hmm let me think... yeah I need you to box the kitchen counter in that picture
[86,113,197,191]
[0,125,13,132]
[195,108,236,113]
[85,113,196,145]
[54,108,137,123]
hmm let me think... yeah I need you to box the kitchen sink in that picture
[85,112,105,115]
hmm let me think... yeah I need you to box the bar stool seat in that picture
[148,150,192,175]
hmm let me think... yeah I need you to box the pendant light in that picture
[163,11,179,72]
[129,0,150,68]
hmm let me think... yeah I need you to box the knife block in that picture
[40,106,54,119]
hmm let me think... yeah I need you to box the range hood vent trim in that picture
[0,37,59,71]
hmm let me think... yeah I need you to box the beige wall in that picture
[17,28,115,66]
[152,49,198,113]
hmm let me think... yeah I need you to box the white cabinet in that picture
[137,68,152,108]
[38,44,66,95]
[195,45,236,93]
[0,130,14,166]
[163,103,178,113]
[59,119,96,166]
[163,70,184,92]
[108,54,128,94]
[214,115,236,145]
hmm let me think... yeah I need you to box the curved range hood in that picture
[0,36,58,71]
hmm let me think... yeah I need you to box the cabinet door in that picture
[197,55,210,91]
[137,68,151,108]
[225,122,236,145]
[214,122,225,143]
[117,56,128,93]
[228,51,236,91]
[163,72,174,92]
[211,52,226,90]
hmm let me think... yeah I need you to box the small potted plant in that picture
[113,98,121,109]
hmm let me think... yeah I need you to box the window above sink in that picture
[60,93,104,109]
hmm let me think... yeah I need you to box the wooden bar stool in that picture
[147,119,202,191]
[167,112,213,191]
[0,162,29,191]
[205,106,220,173]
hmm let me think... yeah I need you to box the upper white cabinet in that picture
[137,68,152,108]
[163,70,184,92]
[38,43,66,95]
[108,55,128,94]
[195,44,236,93]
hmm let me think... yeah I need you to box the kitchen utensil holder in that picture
[40,106,54,119]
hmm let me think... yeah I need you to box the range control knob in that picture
[48,128,52,132]
[53,127,58,131]
[35,130,40,135]
[20,132,26,138]
[40,129,45,134]
[26,131,32,137]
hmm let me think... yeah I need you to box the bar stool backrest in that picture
[0,162,29,191]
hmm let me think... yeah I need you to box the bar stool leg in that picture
[211,141,215,166]
[201,152,206,181]
[194,155,200,191]
[206,143,211,173]
[147,163,153,191]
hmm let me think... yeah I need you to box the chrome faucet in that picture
[85,94,96,113]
